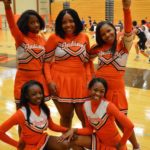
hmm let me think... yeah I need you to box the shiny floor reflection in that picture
[125,68,150,90]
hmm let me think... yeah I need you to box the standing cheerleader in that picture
[44,8,92,128]
[1,0,50,109]
[89,0,140,149]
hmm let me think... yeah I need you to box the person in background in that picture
[141,19,150,52]
[133,20,150,62]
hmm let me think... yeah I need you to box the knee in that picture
[61,140,72,150]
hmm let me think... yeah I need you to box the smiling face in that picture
[62,13,76,35]
[28,15,40,34]
[27,84,43,105]
[99,24,116,45]
[90,82,106,101]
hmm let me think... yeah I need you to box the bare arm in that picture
[122,0,131,9]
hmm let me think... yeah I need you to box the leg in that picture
[45,136,70,150]
[45,135,90,150]
[135,42,140,55]
[70,146,84,150]
[139,40,149,58]
[134,42,140,60]
[74,103,85,127]
[70,135,92,149]
[53,100,74,128]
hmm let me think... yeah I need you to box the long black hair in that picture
[55,8,83,38]
[88,77,108,98]
[20,80,50,124]
[94,21,117,56]
[17,10,45,35]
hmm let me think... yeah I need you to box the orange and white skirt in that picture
[14,69,50,103]
[95,75,128,114]
[50,63,89,103]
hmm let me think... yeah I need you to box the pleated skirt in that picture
[14,69,50,103]
[50,63,89,103]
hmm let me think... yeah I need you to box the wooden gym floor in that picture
[0,29,150,150]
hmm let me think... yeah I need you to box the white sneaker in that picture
[134,55,140,61]
[147,58,150,63]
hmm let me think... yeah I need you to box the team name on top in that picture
[58,41,86,48]
[98,50,112,56]
[22,43,45,51]
[99,50,121,57]
[32,118,47,127]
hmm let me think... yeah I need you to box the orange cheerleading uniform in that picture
[90,9,133,113]
[5,8,49,103]
[0,104,67,150]
[44,33,91,103]
[77,99,134,150]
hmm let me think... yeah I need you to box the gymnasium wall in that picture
[0,0,36,14]
[114,0,150,24]
[51,0,105,27]
[15,0,37,14]
[51,0,150,25]
[0,0,150,27]
[0,0,50,28]
[0,0,51,15]
[0,1,14,14]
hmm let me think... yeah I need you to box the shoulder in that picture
[45,33,61,48]
[10,108,25,123]
[48,33,59,39]
[38,34,46,43]
[107,101,119,115]
[90,44,100,55]
[47,33,62,41]
[78,32,89,39]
